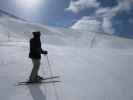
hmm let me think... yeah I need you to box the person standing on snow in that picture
[29,31,48,82]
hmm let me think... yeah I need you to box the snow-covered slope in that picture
[1,12,133,48]
[0,10,133,100]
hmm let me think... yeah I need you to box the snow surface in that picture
[0,13,133,100]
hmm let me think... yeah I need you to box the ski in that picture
[16,76,60,86]
[20,76,59,83]
[16,80,61,86]
[41,76,60,80]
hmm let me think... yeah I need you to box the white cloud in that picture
[71,16,114,34]
[117,0,133,11]
[71,0,133,34]
[94,0,133,34]
[96,7,117,18]
[94,7,117,34]
[96,0,133,18]
[66,0,100,13]
[102,17,115,34]
[67,0,133,14]
[71,16,101,32]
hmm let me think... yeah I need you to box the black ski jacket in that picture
[29,37,44,59]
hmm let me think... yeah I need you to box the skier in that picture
[29,31,48,82]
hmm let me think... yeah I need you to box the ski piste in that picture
[16,76,60,86]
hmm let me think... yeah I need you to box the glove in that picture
[43,50,48,55]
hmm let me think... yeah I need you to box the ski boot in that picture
[37,75,44,80]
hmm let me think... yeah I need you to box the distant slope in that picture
[0,9,25,21]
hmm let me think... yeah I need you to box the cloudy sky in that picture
[0,0,133,38]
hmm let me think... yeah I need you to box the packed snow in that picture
[0,11,133,100]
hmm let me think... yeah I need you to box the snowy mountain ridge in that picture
[0,9,25,21]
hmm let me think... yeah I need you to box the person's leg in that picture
[29,59,41,81]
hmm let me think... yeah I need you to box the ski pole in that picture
[45,55,60,100]
[46,55,54,77]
